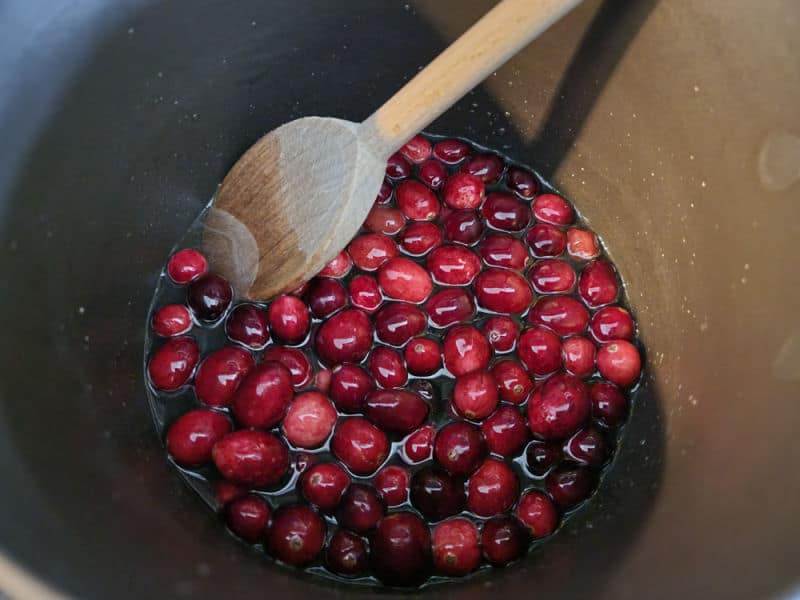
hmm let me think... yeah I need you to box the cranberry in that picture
[562,336,596,377]
[404,338,443,376]
[293,452,318,475]
[443,209,484,245]
[316,368,331,392]
[419,158,447,189]
[434,421,487,475]
[481,406,529,457]
[167,248,208,284]
[364,205,406,235]
[410,466,466,521]
[331,418,390,475]
[231,361,293,428]
[152,304,192,337]
[366,347,407,388]
[261,346,313,389]
[478,234,529,270]
[518,326,563,378]
[166,409,231,467]
[590,381,627,426]
[212,430,289,487]
[442,325,491,376]
[565,427,607,465]
[225,304,269,349]
[473,268,533,314]
[433,138,471,163]
[400,134,432,163]
[528,259,576,294]
[326,530,369,576]
[481,192,530,231]
[481,516,529,565]
[442,173,485,209]
[195,346,254,407]
[225,494,271,543]
[337,484,386,533]
[527,372,590,439]
[378,257,433,303]
[348,233,399,271]
[147,336,199,391]
[370,512,432,586]
[466,458,518,517]
[398,221,442,256]
[374,465,410,506]
[525,439,562,477]
[461,153,504,184]
[301,463,350,512]
[425,288,476,328]
[528,295,590,336]
[396,179,440,220]
[304,278,348,318]
[491,360,534,404]
[507,167,539,198]
[315,309,373,366]
[289,280,311,296]
[532,193,574,226]
[213,480,247,508]
[590,306,635,343]
[482,316,520,353]
[281,391,337,449]
[427,245,481,286]
[375,178,393,204]
[386,152,412,179]
[403,425,436,463]
[365,389,428,434]
[188,274,232,320]
[452,370,500,420]
[348,274,383,312]
[374,302,426,346]
[267,505,325,566]
[546,466,594,508]
[526,223,567,258]
[578,260,619,307]
[329,364,375,412]
[432,518,480,576]
[567,228,600,260]
[318,250,352,278]
[516,490,558,538]
[268,295,310,344]
[596,340,641,387]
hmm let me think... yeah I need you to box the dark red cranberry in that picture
[289,280,311,296]
[315,309,374,366]
[213,480,247,508]
[212,430,289,487]
[527,372,590,439]
[526,223,567,258]
[419,158,447,189]
[517,326,562,377]
[374,302,426,346]
[433,138,471,163]
[427,245,482,286]
[491,360,534,404]
[461,153,504,184]
[443,209,484,246]
[546,466,594,508]
[364,205,406,235]
[478,234,529,270]
[578,260,619,307]
[374,465,410,506]
[481,192,531,231]
[261,346,312,389]
[378,257,433,303]
[528,259,577,294]
[466,458,518,517]
[152,304,192,337]
[590,306,635,343]
[567,227,600,260]
[432,518,480,576]
[231,361,293,428]
[267,505,325,566]
[528,295,590,336]
[425,288,476,328]
[375,178,393,204]
[473,268,533,314]
[590,381,627,426]
[225,494,271,543]
[329,364,375,412]
[398,221,442,256]
[525,439,562,477]
[410,466,466,521]
[596,340,641,387]
[562,336,597,377]
[507,167,539,198]
[516,490,558,538]
[442,172,485,209]
[442,325,491,376]
[195,346,254,407]
[225,304,269,349]
[533,193,574,226]
[267,295,310,344]
[348,274,383,312]
[331,418,390,475]
[301,463,350,512]
[482,316,520,353]
[481,516,529,565]
[403,425,435,463]
[397,179,440,220]
[434,421,487,475]
[367,347,408,388]
[166,409,231,467]
[565,427,607,465]
[348,233,399,271]
[481,406,529,457]
[188,274,232,320]
[399,134,432,163]
[452,370,499,420]
[404,338,443,376]
[337,484,386,533]
[365,389,428,434]
[167,248,208,284]
[281,391,337,449]
[386,152,412,179]
[147,336,199,391]
[370,512,432,586]
[326,530,369,576]
[293,452,319,475]
[304,278,348,318]
[318,249,353,278]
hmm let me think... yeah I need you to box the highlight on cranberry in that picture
[145,133,644,588]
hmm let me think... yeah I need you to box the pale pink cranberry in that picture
[443,209,484,245]
[433,518,480,576]
[546,467,594,508]
[562,336,596,377]
[147,336,199,391]
[326,530,369,576]
[225,304,269,349]
[370,512,432,586]
[212,430,289,487]
[481,192,531,231]
[427,245,481,286]
[231,361,294,428]
[304,278,348,318]
[375,178,393,204]
[403,425,436,463]
[167,248,208,284]
[315,309,373,365]
[318,250,352,278]
[166,409,232,467]
[374,302,426,346]
[532,193,574,226]
[528,295,590,336]
[281,391,338,449]
[590,381,627,426]
[399,134,432,163]
[398,221,442,256]
[195,346,254,407]
[466,458,518,517]
[301,462,350,512]
[347,233,398,271]
[188,274,233,321]
[404,338,442,376]
[590,306,635,343]
[452,370,500,420]
[374,465,410,506]
[565,427,607,465]
[527,372,590,439]
[315,368,332,393]
[348,274,383,312]
[419,159,447,189]
[433,138,471,163]
[433,421,486,475]
[152,304,192,337]
[526,223,567,258]
[365,388,427,434]
[331,418,389,475]
[337,483,386,534]
[490,360,534,404]
[478,234,529,270]
[267,505,325,566]
[396,179,440,220]
[442,325,491,376]
[528,259,576,294]
[364,205,406,235]
[481,517,529,565]
[410,466,466,521]
[225,495,271,543]
[442,173,485,209]
[267,295,310,343]
[507,167,539,198]
[261,346,313,389]
[367,346,408,388]
[516,490,558,538]
[596,340,641,387]
[213,480,247,508]
[578,260,619,307]
[461,153,504,184]
[386,152,412,179]
[474,268,533,315]
[425,288,476,328]
[525,439,562,477]
[481,315,519,353]
[567,228,600,260]
[377,257,433,303]
[481,406,529,457]
[329,364,374,412]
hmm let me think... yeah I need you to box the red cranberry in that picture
[364,205,406,235]
[399,134,432,163]
[289,280,311,296]
[403,425,435,463]
[225,494,271,543]
[396,179,440,221]
[318,250,352,278]
[481,192,531,231]
[434,421,487,475]
[315,367,331,392]
[512,325,562,379]
[546,466,594,508]
[442,325,491,376]
[433,138,471,164]
[404,338,443,376]
[304,278,348,318]
[478,234,529,270]
[567,228,600,260]
[481,516,529,565]
[507,167,539,198]
[491,360,534,404]
[329,364,374,412]
[461,153,504,184]
[348,233,398,271]
[375,178,393,204]
[443,209,484,245]
[213,480,247,508]
[167,248,208,284]
[166,409,231,467]
[374,465,410,506]
[597,340,641,387]
[528,259,577,294]
[452,370,500,420]
[147,336,199,391]
[432,518,480,576]
[267,505,325,566]
[578,260,619,307]
[326,530,369,576]
[528,295,590,336]
[565,427,607,465]
[281,391,337,449]
[466,458,518,517]
[527,372,590,439]
[386,152,412,179]
[425,288,476,328]
[152,304,192,337]
[188,274,232,320]
[212,430,289,487]
[268,295,310,344]
[481,406,529,457]
[374,302,426,346]
[562,336,596,377]
[442,173,485,209]
[398,221,442,256]
[427,245,481,286]
[590,306,635,343]
[473,268,533,314]
[532,193,574,226]
[231,361,293,428]
[315,309,373,366]
[419,159,447,189]
[365,389,427,434]
[195,346,254,407]
[225,304,269,349]
[368,344,409,387]
[516,490,558,538]
[370,512,432,586]
[337,483,386,533]
[331,418,390,475]
[525,439,562,477]
[348,274,383,312]
[526,223,567,258]
[482,316,520,353]
[301,463,350,512]
[261,346,312,389]
[293,452,318,475]
[378,257,433,303]
[590,381,627,426]
[410,466,466,521]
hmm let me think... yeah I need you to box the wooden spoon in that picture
[206,0,582,299]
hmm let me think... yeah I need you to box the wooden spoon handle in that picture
[361,0,583,158]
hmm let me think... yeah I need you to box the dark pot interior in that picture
[0,0,798,598]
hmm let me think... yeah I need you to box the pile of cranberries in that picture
[145,133,642,587]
